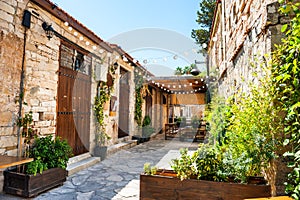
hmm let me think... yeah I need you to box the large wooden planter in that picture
[140,171,271,200]
[3,167,67,198]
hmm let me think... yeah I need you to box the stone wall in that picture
[208,0,285,98]
[0,0,130,155]
[0,0,29,155]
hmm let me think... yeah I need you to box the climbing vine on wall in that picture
[94,65,115,145]
[134,73,144,126]
[273,1,300,198]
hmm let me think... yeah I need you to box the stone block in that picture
[43,113,55,121]
[0,2,15,15]
[6,148,18,156]
[0,20,9,31]
[0,111,12,126]
[41,101,55,108]
[0,127,14,136]
[0,10,13,24]
[4,0,18,7]
[0,136,17,148]
[40,126,55,135]
[29,98,40,106]
[34,120,52,127]
[32,112,39,122]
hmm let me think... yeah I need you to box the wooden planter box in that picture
[4,167,67,198]
[140,171,271,200]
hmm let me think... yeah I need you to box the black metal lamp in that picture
[42,22,54,40]
[191,68,200,76]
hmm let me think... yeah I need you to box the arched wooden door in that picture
[56,43,91,156]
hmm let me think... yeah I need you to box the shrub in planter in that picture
[4,135,73,197]
[171,145,228,182]
[26,136,73,175]
[141,147,271,200]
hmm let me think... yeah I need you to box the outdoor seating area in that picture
[165,121,207,142]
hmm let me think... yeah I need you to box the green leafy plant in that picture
[171,145,226,181]
[134,74,144,126]
[26,135,73,175]
[141,115,155,137]
[94,79,114,146]
[273,1,300,197]
[171,148,198,180]
[204,96,232,145]
[143,162,158,175]
[17,111,38,157]
[193,144,227,182]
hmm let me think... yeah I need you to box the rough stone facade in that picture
[208,0,292,196]
[209,0,287,98]
[0,0,157,157]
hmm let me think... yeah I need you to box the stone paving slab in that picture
[0,134,199,200]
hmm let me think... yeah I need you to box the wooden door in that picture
[57,66,91,156]
[118,69,130,138]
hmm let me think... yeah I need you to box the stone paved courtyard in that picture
[0,134,199,200]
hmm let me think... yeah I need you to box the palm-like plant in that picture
[174,66,183,75]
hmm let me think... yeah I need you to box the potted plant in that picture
[140,145,271,200]
[4,135,73,198]
[132,115,155,144]
[94,131,111,160]
[175,116,181,128]
[142,115,155,139]
[93,81,113,160]
[191,115,201,128]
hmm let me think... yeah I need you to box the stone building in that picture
[208,0,293,196]
[0,0,159,160]
[208,0,287,97]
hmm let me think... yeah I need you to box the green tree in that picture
[191,0,216,51]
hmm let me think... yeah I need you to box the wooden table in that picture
[165,123,178,139]
[0,155,33,168]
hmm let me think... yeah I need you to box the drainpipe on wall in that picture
[17,10,31,157]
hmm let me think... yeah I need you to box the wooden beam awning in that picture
[148,76,208,94]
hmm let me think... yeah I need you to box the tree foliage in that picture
[191,0,216,50]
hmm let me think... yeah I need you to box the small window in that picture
[74,51,84,71]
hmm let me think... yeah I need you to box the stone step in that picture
[107,140,137,157]
[68,152,91,165]
[67,153,100,176]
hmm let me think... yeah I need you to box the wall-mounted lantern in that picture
[42,22,54,40]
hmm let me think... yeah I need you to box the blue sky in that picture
[52,0,205,76]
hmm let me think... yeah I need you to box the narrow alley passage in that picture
[1,134,199,200]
